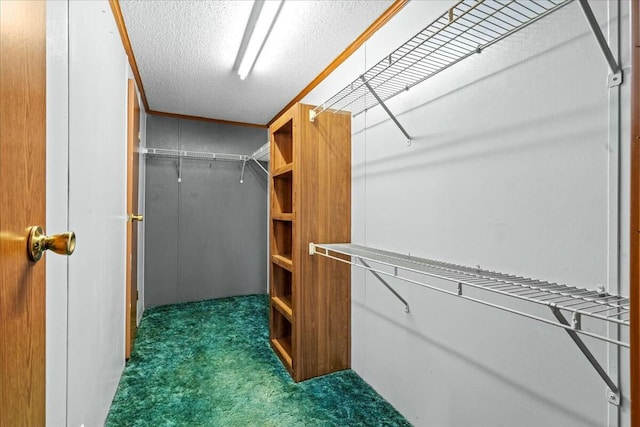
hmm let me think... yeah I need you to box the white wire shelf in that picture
[250,143,270,162]
[143,147,270,183]
[143,147,248,162]
[310,243,629,347]
[312,0,572,120]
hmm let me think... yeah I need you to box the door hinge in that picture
[136,290,139,301]
[138,131,141,142]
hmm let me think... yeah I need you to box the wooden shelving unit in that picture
[269,103,351,381]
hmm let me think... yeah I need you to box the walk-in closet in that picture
[1,0,638,426]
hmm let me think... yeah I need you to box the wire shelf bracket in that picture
[248,142,270,176]
[577,0,622,88]
[361,77,412,146]
[359,257,410,312]
[551,307,620,405]
[309,243,629,401]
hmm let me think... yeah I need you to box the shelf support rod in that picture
[577,0,622,87]
[252,158,268,175]
[240,159,247,183]
[360,76,412,146]
[358,257,410,313]
[550,307,620,405]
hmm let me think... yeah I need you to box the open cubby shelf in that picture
[271,307,293,369]
[272,171,293,215]
[272,262,293,320]
[272,220,292,258]
[272,263,292,297]
[272,119,293,170]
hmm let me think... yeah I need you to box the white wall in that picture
[304,1,631,426]
[46,1,147,425]
[66,1,126,424]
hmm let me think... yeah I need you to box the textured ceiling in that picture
[119,0,394,125]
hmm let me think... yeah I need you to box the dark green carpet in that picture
[106,294,411,427]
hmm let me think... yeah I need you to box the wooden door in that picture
[126,79,141,358]
[0,1,47,425]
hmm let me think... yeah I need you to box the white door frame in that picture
[46,1,70,425]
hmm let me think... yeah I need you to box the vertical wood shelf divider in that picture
[269,103,351,381]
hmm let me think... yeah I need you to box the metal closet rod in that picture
[143,147,269,183]
[143,147,248,162]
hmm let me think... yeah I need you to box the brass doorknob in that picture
[129,214,143,222]
[28,226,76,262]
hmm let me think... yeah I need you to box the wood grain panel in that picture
[126,79,140,359]
[631,0,639,423]
[293,103,320,382]
[0,1,47,425]
[294,104,351,381]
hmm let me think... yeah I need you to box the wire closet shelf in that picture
[143,147,248,162]
[310,243,630,348]
[312,0,572,120]
[250,143,270,162]
[143,146,269,183]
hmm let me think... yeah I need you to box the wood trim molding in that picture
[631,0,639,424]
[109,0,149,112]
[148,110,267,129]
[267,0,409,127]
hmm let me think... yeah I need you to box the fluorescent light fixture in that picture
[236,0,283,80]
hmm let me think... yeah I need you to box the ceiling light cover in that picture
[237,0,283,80]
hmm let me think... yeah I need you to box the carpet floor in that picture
[106,294,411,426]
